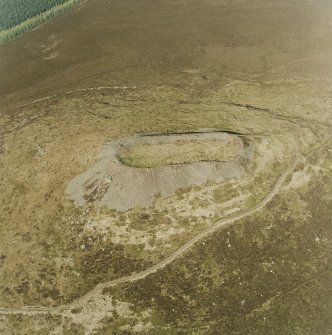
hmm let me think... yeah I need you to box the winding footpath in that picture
[1,85,331,318]
[0,150,300,316]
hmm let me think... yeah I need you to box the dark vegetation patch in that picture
[0,0,68,30]
[0,0,81,44]
[61,232,153,303]
[0,314,61,335]
[109,172,332,334]
[0,205,153,306]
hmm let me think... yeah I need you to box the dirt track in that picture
[0,150,300,315]
[1,134,330,316]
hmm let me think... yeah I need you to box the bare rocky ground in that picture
[0,0,332,334]
[66,130,251,211]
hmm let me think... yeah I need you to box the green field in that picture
[0,0,80,44]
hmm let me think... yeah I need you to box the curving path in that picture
[62,135,330,313]
[1,84,331,321]
[0,150,300,315]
